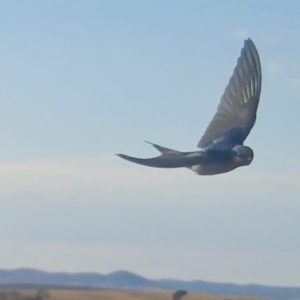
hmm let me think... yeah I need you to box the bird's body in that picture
[117,38,262,176]
[190,157,241,175]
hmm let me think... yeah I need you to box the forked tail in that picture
[116,141,202,168]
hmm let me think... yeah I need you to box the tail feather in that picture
[116,152,203,168]
[116,153,177,168]
[144,141,193,155]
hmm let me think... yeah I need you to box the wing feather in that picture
[197,38,262,148]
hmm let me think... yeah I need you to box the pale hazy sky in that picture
[0,0,300,287]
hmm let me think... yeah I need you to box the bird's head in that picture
[232,145,254,166]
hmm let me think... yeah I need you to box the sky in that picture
[0,0,300,287]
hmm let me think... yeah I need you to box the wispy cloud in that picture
[0,156,299,286]
[266,61,285,75]
[289,78,300,89]
[261,32,280,43]
[1,238,299,285]
[0,155,299,204]
[232,28,251,39]
[232,29,281,44]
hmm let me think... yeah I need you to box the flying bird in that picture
[116,38,262,176]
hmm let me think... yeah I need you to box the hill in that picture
[0,268,299,300]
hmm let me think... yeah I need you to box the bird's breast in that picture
[190,156,243,175]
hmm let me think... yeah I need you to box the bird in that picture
[116,38,262,176]
[172,290,188,300]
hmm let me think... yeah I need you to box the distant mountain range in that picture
[0,268,299,300]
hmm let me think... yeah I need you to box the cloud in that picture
[0,240,299,286]
[232,28,251,39]
[266,61,285,75]
[0,156,299,286]
[0,155,179,195]
[261,32,280,43]
[289,78,300,89]
[231,29,280,44]
[0,155,299,204]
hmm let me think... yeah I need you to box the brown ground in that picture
[0,289,263,300]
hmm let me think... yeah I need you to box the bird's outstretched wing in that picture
[197,38,261,149]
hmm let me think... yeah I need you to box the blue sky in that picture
[0,0,300,287]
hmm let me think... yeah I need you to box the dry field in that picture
[0,288,264,300]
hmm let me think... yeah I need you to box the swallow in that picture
[116,38,262,176]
